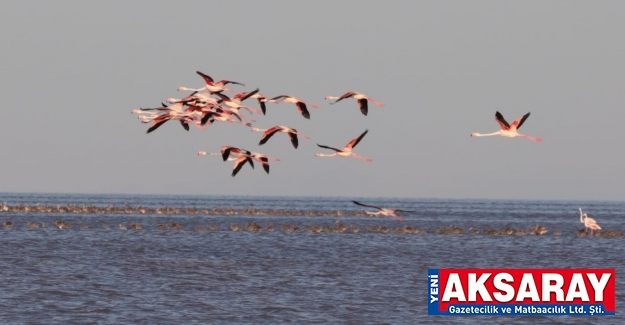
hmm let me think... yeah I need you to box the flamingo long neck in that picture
[579,209,584,223]
[317,153,337,157]
[180,86,206,92]
[473,131,501,137]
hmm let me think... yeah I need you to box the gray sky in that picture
[1,1,624,201]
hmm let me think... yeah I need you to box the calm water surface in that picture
[0,193,623,324]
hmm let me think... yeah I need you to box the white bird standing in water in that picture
[579,208,601,236]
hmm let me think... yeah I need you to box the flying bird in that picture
[252,126,310,149]
[471,111,542,142]
[178,71,245,94]
[238,91,269,115]
[352,201,412,221]
[249,152,280,174]
[199,149,255,177]
[267,95,317,119]
[316,129,372,162]
[142,103,199,134]
[325,92,385,116]
[214,89,262,115]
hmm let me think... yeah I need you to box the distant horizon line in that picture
[0,190,622,204]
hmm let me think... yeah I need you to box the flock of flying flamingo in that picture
[131,70,388,176]
[131,70,600,232]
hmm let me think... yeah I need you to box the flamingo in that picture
[579,208,601,236]
[144,108,190,133]
[229,156,255,177]
[198,149,255,177]
[249,151,280,174]
[200,109,252,127]
[214,89,262,115]
[471,111,542,142]
[238,91,269,115]
[178,71,245,93]
[352,201,412,221]
[219,147,279,175]
[325,92,385,116]
[267,95,317,119]
[142,103,201,133]
[251,126,310,149]
[316,129,372,162]
[167,91,219,106]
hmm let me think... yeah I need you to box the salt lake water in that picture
[0,193,623,324]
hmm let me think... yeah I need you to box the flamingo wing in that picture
[288,131,299,149]
[295,102,310,119]
[345,129,369,150]
[352,201,383,211]
[146,118,170,134]
[495,111,511,130]
[221,146,237,161]
[229,111,243,122]
[357,98,368,116]
[184,105,202,113]
[239,88,259,102]
[259,126,282,146]
[269,95,289,101]
[196,71,215,85]
[258,99,267,115]
[214,93,231,102]
[510,112,531,130]
[201,112,216,126]
[330,92,356,104]
[219,79,245,86]
[317,144,342,152]
[232,156,252,177]
[179,120,190,131]
[257,156,270,174]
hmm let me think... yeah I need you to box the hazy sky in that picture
[1,1,624,200]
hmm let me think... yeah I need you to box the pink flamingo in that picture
[167,91,219,106]
[214,89,263,115]
[198,150,254,176]
[249,151,280,174]
[200,108,252,127]
[141,103,200,134]
[267,95,318,119]
[325,92,385,116]
[218,146,279,175]
[579,208,601,236]
[237,91,269,115]
[316,130,372,162]
[352,201,413,221]
[471,112,542,142]
[251,126,310,149]
[178,71,245,94]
